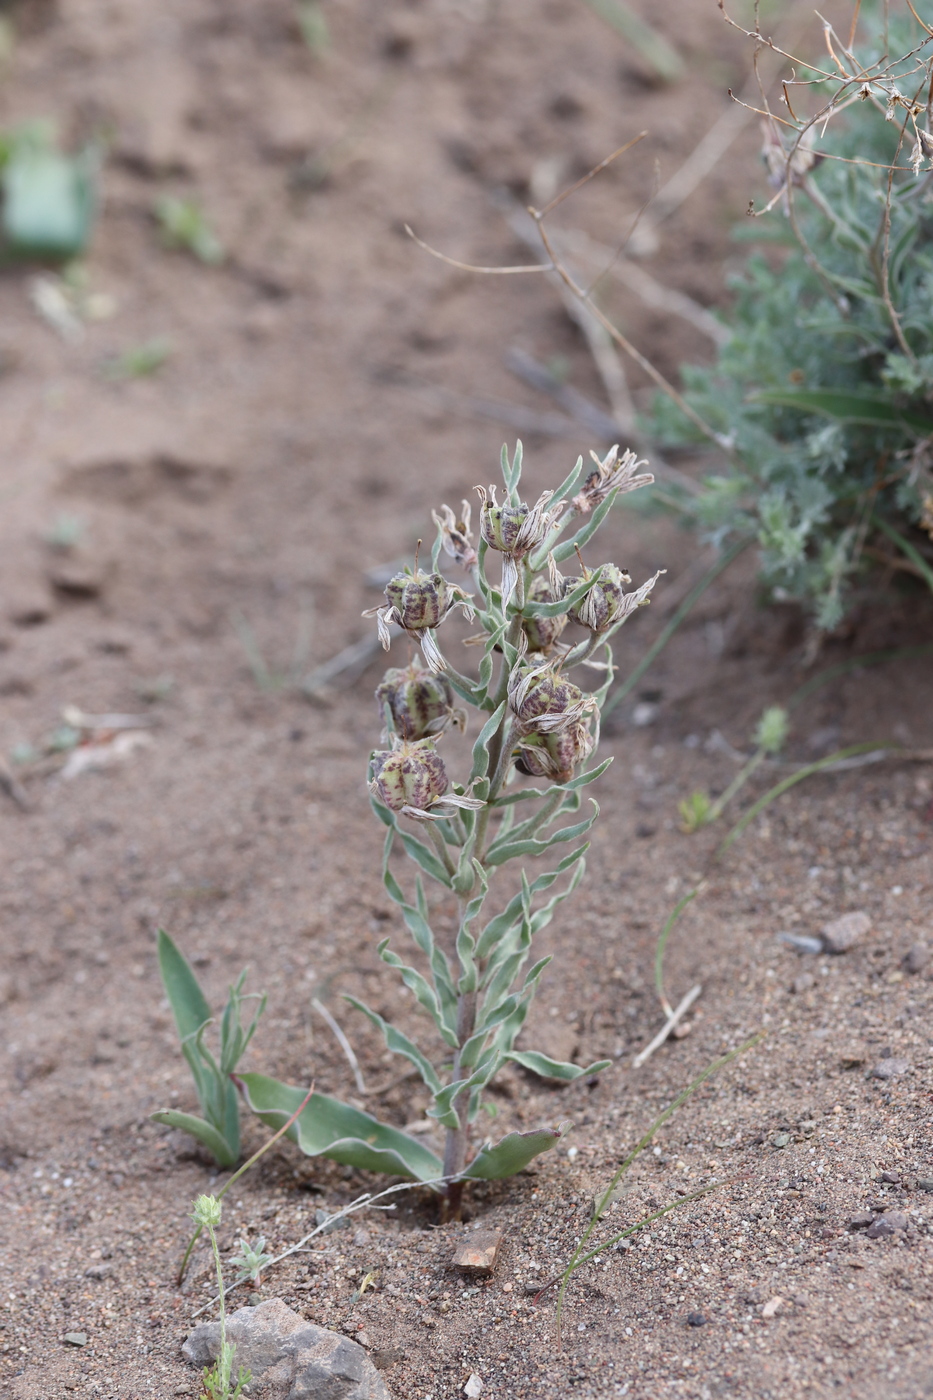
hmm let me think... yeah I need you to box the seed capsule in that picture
[560,563,632,633]
[514,723,593,784]
[522,577,567,654]
[376,664,460,741]
[507,660,591,734]
[369,739,449,814]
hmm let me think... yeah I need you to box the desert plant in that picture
[650,4,933,630]
[238,440,661,1213]
[191,1195,251,1400]
[152,930,266,1167]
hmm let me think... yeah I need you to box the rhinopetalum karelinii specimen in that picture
[234,442,660,1213]
[364,441,659,1208]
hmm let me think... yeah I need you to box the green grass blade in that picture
[873,516,933,592]
[716,742,894,858]
[655,889,698,1007]
[581,0,683,81]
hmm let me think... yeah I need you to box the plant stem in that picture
[442,985,478,1217]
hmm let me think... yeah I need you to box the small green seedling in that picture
[155,195,225,265]
[43,512,85,551]
[296,0,329,54]
[152,930,266,1167]
[192,1196,251,1400]
[103,337,172,380]
[230,1235,271,1287]
[679,704,789,833]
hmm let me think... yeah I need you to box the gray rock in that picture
[904,943,930,974]
[791,972,815,994]
[182,1298,391,1399]
[872,1058,910,1080]
[918,1178,933,1193]
[820,910,870,954]
[866,1211,908,1239]
[848,1211,873,1230]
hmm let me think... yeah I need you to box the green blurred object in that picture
[0,123,97,258]
[155,195,225,265]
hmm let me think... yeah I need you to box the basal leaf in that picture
[157,929,211,1041]
[237,1073,443,1182]
[149,1110,236,1167]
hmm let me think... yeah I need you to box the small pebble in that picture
[849,1211,873,1230]
[821,910,870,954]
[761,1296,783,1318]
[872,1058,910,1080]
[917,1179,933,1193]
[904,943,930,974]
[880,1170,900,1184]
[866,1211,908,1238]
[791,972,815,993]
[772,1133,791,1149]
[686,1312,707,1327]
[63,1333,87,1347]
[464,1374,483,1398]
[452,1229,503,1277]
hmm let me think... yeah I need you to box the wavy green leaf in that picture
[237,1073,443,1182]
[507,1050,612,1082]
[462,1121,572,1179]
[149,1110,236,1167]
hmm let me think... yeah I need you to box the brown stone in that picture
[820,910,870,954]
[452,1228,503,1277]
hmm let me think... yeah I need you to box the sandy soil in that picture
[1,3,932,1399]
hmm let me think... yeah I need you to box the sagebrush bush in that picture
[652,8,933,629]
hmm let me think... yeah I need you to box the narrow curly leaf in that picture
[539,489,619,568]
[377,941,457,1045]
[237,1073,443,1182]
[461,1121,572,1179]
[149,1110,236,1167]
[344,995,444,1092]
[485,802,599,866]
[469,700,507,783]
[397,826,453,886]
[506,1050,612,1082]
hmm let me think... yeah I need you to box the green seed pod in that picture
[480,498,532,554]
[376,664,458,740]
[561,564,632,632]
[514,723,593,784]
[384,571,452,632]
[369,739,449,814]
[522,577,567,654]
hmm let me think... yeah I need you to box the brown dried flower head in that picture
[570,444,654,515]
[369,738,483,822]
[431,501,478,570]
[513,721,594,785]
[521,576,568,655]
[507,657,594,734]
[552,558,663,634]
[363,562,474,671]
[475,484,565,604]
[376,663,464,741]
